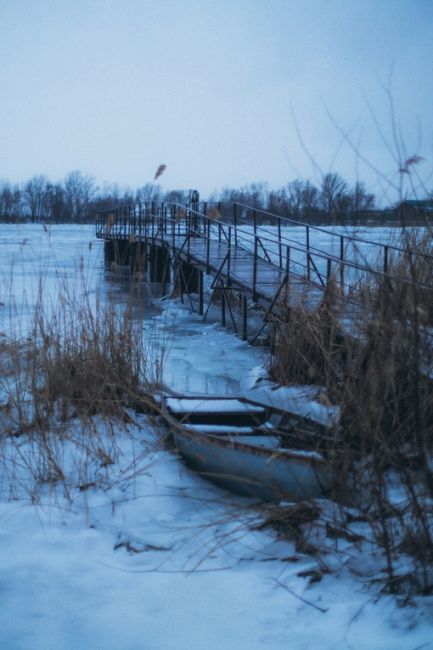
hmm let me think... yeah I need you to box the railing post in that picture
[187,211,191,258]
[285,245,290,302]
[327,258,332,285]
[138,202,142,237]
[306,225,310,280]
[234,203,238,247]
[242,295,248,341]
[207,219,211,273]
[202,203,207,236]
[221,284,226,327]
[199,270,204,316]
[340,235,344,287]
[172,206,176,251]
[227,226,231,286]
[177,204,181,238]
[278,218,282,268]
[384,245,389,274]
[253,236,258,301]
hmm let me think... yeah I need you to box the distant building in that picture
[398,200,433,221]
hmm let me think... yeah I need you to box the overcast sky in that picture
[1,0,432,200]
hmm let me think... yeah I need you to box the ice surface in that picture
[0,420,431,650]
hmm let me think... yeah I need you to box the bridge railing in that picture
[178,203,433,297]
[95,200,433,299]
[200,201,433,297]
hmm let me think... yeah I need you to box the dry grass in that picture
[0,273,162,501]
[269,283,346,394]
[268,243,433,594]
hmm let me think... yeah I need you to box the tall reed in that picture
[0,266,161,501]
[269,234,433,594]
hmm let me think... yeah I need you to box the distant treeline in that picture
[0,171,185,223]
[0,171,431,224]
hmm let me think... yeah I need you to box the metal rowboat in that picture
[162,395,333,501]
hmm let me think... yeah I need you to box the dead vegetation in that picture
[0,275,161,501]
[268,235,433,595]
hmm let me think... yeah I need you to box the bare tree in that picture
[348,181,375,213]
[44,183,69,221]
[64,170,97,221]
[163,189,189,204]
[286,180,304,217]
[244,182,268,209]
[320,172,349,217]
[267,187,290,217]
[285,180,320,220]
[136,183,162,203]
[23,175,49,222]
[0,180,22,220]
[300,180,320,218]
[210,182,268,209]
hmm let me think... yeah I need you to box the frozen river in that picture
[0,222,265,396]
[0,221,421,396]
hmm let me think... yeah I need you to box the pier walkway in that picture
[95,200,433,341]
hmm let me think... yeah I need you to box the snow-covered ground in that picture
[0,223,432,649]
[1,417,432,650]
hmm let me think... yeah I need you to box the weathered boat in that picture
[162,395,334,501]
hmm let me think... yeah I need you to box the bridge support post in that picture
[104,240,115,265]
[178,261,199,294]
[199,270,204,315]
[242,295,248,340]
[114,240,130,266]
[129,241,147,275]
[149,244,171,284]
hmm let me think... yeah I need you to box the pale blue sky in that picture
[1,0,432,200]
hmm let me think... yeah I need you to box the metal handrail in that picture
[96,198,433,263]
[230,201,433,259]
[95,200,433,298]
[208,216,433,294]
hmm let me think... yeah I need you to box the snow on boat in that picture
[162,395,333,501]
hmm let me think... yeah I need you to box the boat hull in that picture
[172,426,332,501]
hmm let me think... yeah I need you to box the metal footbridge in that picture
[95,199,433,341]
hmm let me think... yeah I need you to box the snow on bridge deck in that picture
[95,200,433,340]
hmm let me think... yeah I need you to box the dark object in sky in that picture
[154,164,167,181]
